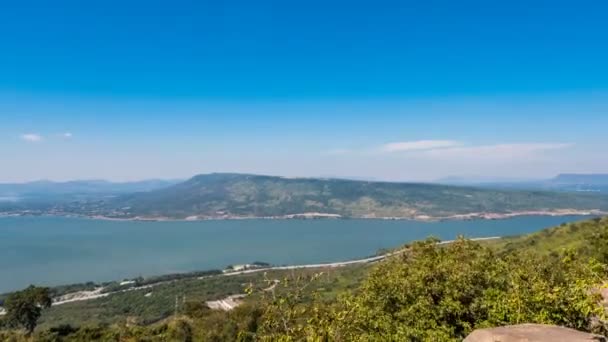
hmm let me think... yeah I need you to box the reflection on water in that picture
[0,196,20,202]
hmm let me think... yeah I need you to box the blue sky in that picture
[1,1,607,182]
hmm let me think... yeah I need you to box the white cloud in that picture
[381,140,461,152]
[20,134,43,142]
[325,141,573,171]
[60,132,73,139]
[422,143,572,161]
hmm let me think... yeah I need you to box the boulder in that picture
[463,324,606,342]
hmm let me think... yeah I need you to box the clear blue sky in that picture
[1,1,607,182]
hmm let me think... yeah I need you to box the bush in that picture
[167,319,193,342]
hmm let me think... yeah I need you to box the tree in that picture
[5,285,52,334]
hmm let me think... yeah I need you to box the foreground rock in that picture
[464,324,606,342]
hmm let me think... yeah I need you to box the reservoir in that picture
[0,215,589,293]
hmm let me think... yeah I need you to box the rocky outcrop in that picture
[464,324,606,342]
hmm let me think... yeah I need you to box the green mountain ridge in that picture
[80,173,608,219]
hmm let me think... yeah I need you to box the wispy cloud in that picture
[421,143,573,164]
[422,143,572,161]
[381,140,461,152]
[20,133,43,142]
[326,140,572,164]
[59,132,73,139]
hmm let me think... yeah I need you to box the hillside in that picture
[553,174,608,185]
[550,174,608,192]
[69,173,608,219]
[0,179,180,202]
[439,173,608,193]
[491,216,608,259]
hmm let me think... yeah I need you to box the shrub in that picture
[257,238,607,341]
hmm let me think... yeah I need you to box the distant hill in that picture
[53,173,608,220]
[435,176,539,185]
[438,173,608,193]
[552,173,608,185]
[0,179,181,201]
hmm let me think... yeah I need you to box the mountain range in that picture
[2,173,608,220]
[0,179,182,201]
[27,173,608,220]
[438,173,608,193]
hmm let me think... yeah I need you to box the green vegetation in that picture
[50,173,608,219]
[35,266,368,330]
[2,217,608,341]
[257,238,607,341]
[491,216,608,261]
[0,266,369,341]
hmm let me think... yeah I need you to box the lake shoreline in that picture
[0,209,605,223]
[0,214,597,293]
[0,236,502,311]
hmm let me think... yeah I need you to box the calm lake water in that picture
[0,215,589,292]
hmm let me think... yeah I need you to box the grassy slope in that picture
[36,265,369,329]
[82,173,608,219]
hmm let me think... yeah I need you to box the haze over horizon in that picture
[2,1,608,182]
[2,172,607,186]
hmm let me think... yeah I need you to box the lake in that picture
[0,215,589,293]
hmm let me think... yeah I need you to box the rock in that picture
[463,324,606,342]
[599,286,608,306]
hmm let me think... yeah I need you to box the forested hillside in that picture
[65,173,608,219]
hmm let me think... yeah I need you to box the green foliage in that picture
[32,265,367,331]
[4,286,52,334]
[166,319,193,342]
[36,274,248,328]
[492,216,608,261]
[257,238,608,341]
